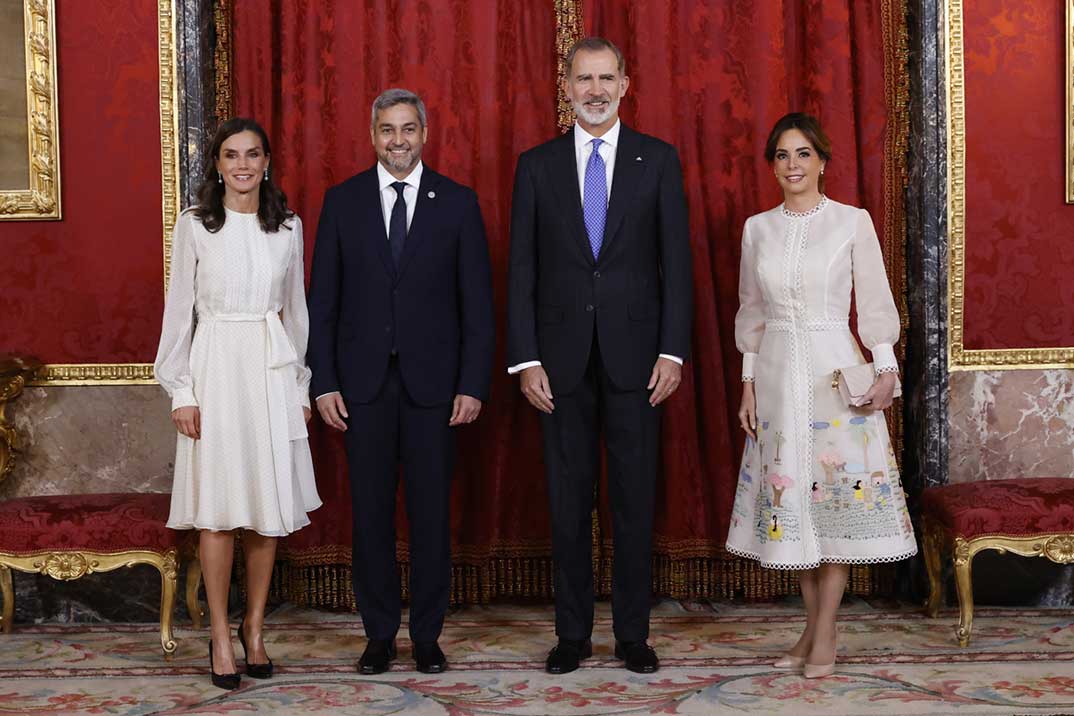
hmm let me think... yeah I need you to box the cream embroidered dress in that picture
[154,208,321,537]
[724,197,917,568]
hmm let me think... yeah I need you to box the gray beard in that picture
[573,97,618,126]
[383,150,417,174]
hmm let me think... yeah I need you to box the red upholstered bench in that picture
[921,478,1074,646]
[0,493,200,658]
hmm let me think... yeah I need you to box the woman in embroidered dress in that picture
[155,118,321,690]
[724,113,916,678]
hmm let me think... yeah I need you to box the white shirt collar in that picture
[377,160,424,191]
[574,119,621,152]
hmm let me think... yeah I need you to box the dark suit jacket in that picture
[506,125,693,394]
[308,164,495,406]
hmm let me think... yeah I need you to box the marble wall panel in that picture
[1,386,174,499]
[948,370,1074,483]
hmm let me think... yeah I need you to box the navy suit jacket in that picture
[307,164,495,406]
[506,125,693,394]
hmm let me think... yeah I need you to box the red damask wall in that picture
[962,2,1074,349]
[0,0,164,362]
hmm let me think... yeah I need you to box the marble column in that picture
[903,0,949,493]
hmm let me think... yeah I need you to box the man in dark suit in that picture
[507,37,693,675]
[308,88,494,675]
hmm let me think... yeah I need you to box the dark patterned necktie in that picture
[388,181,407,269]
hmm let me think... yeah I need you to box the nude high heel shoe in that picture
[803,660,836,678]
[772,654,805,670]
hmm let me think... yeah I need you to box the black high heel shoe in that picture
[208,641,241,690]
[237,617,274,679]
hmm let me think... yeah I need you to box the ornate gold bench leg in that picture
[0,564,12,634]
[185,555,204,630]
[923,519,945,618]
[953,537,975,647]
[159,550,178,660]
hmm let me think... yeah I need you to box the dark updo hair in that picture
[194,117,294,233]
[764,112,833,192]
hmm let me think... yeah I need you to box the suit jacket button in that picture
[385,325,392,333]
[593,271,600,278]
[585,304,594,312]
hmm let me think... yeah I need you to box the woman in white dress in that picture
[725,113,916,678]
[155,118,321,689]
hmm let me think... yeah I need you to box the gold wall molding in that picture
[0,0,61,220]
[946,0,1074,370]
[213,0,233,124]
[554,0,584,133]
[1067,0,1073,203]
[35,0,179,385]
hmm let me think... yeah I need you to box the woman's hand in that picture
[738,382,757,439]
[303,406,312,424]
[171,406,201,439]
[859,372,898,411]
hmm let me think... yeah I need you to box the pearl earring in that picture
[217,172,223,183]
[264,169,269,181]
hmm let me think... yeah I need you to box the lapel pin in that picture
[428,191,436,199]
[635,156,643,161]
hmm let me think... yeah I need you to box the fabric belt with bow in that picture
[202,310,307,533]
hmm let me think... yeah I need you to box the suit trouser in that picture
[344,357,455,643]
[540,334,662,643]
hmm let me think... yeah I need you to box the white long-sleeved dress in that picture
[154,208,321,537]
[724,197,917,569]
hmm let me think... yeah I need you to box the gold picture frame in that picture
[0,0,60,220]
[1067,0,1073,203]
[32,0,180,385]
[946,0,1074,370]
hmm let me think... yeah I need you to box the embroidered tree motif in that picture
[767,473,794,508]
[817,449,844,485]
[773,431,787,464]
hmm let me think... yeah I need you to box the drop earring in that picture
[264,169,269,181]
[217,172,223,183]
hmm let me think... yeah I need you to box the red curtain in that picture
[581,1,901,589]
[230,0,904,605]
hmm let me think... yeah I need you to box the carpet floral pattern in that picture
[3,600,1074,715]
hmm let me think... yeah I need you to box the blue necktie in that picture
[583,138,607,259]
[388,181,407,270]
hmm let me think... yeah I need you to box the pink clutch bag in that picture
[832,363,901,408]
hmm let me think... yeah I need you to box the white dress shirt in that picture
[377,160,422,236]
[508,121,682,375]
[317,161,425,401]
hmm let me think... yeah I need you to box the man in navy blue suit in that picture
[307,88,494,675]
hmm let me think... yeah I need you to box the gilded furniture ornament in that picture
[0,355,42,485]
[0,493,202,658]
[946,0,1074,369]
[1043,535,1074,563]
[0,549,180,657]
[923,517,1074,647]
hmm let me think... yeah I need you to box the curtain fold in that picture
[228,0,907,607]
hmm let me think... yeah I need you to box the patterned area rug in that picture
[3,599,1074,715]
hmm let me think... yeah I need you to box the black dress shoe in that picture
[209,641,242,690]
[614,640,659,673]
[413,641,448,673]
[237,617,274,679]
[358,639,397,675]
[545,638,592,674]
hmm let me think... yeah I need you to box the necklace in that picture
[781,195,828,219]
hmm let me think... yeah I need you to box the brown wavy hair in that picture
[764,112,832,193]
[194,118,294,233]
